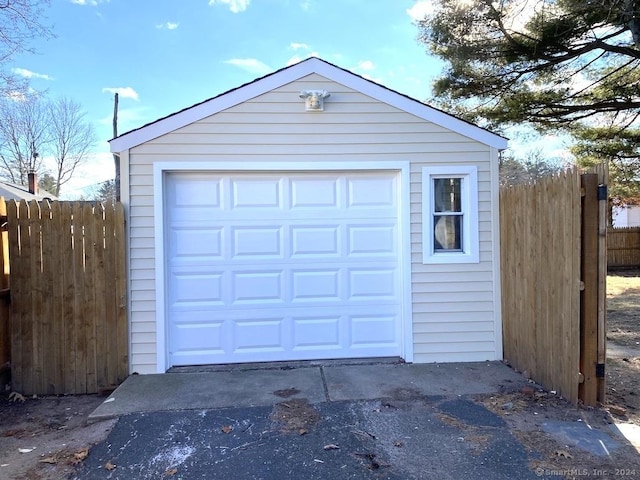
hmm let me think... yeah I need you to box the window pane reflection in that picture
[434,215,462,251]
[434,178,461,212]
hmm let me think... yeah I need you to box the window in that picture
[422,166,479,264]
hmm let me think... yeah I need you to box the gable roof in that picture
[109,57,508,152]
[0,181,57,202]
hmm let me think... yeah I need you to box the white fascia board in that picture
[110,57,507,152]
[109,60,321,153]
[310,60,508,150]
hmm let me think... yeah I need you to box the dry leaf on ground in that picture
[555,449,573,459]
[8,392,25,403]
[70,448,89,465]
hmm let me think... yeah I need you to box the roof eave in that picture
[109,57,508,152]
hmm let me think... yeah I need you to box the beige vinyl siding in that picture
[126,73,499,373]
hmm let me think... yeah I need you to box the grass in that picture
[607,271,640,347]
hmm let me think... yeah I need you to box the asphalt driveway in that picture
[70,361,628,479]
[74,396,543,479]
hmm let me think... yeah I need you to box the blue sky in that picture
[11,0,440,197]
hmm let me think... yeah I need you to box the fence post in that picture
[597,174,608,403]
[580,174,599,406]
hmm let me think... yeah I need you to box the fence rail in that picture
[607,227,640,268]
[7,199,127,395]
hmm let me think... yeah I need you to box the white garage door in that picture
[164,171,403,366]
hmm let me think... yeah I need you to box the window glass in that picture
[434,215,462,251]
[433,178,461,213]
[433,177,463,252]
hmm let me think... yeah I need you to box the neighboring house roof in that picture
[0,181,57,202]
[109,56,508,152]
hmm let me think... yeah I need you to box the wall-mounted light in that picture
[299,90,330,111]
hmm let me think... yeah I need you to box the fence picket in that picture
[0,198,9,388]
[7,201,22,392]
[114,203,127,381]
[61,202,76,394]
[93,203,108,391]
[40,201,56,394]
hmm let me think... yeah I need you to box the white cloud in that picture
[286,55,303,66]
[102,87,139,101]
[357,60,375,71]
[290,42,310,51]
[208,0,250,13]
[225,58,272,75]
[406,1,434,22]
[70,0,109,5]
[156,22,179,30]
[286,50,320,66]
[6,90,27,102]
[58,151,116,200]
[11,68,53,80]
[360,73,383,84]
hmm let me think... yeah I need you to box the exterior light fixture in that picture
[299,90,330,111]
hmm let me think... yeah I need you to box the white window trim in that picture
[422,165,479,264]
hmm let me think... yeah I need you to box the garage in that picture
[110,56,507,374]
[164,170,404,366]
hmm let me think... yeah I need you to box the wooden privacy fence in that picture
[607,227,640,268]
[500,166,607,406]
[6,199,128,395]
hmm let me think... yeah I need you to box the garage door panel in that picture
[231,271,284,304]
[171,176,222,207]
[233,318,285,352]
[170,271,224,307]
[290,177,339,208]
[348,268,397,299]
[347,176,396,207]
[166,171,403,366]
[351,314,399,346]
[173,322,225,351]
[170,227,223,261]
[291,225,340,256]
[231,177,283,208]
[291,269,340,301]
[348,225,396,255]
[231,226,283,258]
[291,316,341,349]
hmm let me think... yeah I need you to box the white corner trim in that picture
[153,163,167,373]
[399,165,414,363]
[152,160,414,370]
[490,148,504,360]
[110,57,507,152]
[118,150,134,374]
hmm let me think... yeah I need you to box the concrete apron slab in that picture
[89,361,528,422]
